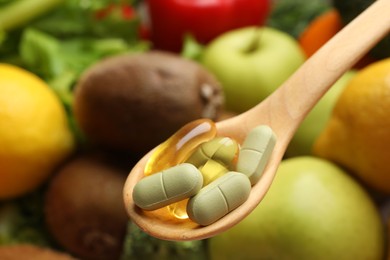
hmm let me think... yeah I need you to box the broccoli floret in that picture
[121,221,209,260]
[0,189,53,246]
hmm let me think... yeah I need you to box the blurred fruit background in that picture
[1,0,390,259]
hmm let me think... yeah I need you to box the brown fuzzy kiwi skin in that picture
[44,152,129,260]
[0,244,77,260]
[73,51,224,154]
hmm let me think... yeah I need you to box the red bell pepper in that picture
[94,3,151,40]
[146,0,271,52]
[95,3,136,20]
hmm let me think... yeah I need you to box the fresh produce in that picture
[0,244,76,260]
[0,63,75,199]
[0,0,389,258]
[0,0,149,144]
[95,2,136,21]
[146,0,271,52]
[0,1,215,256]
[208,157,385,260]
[201,26,306,113]
[0,190,51,246]
[298,9,342,58]
[44,152,129,260]
[73,51,223,154]
[0,0,146,70]
[266,0,331,38]
[286,70,356,157]
[0,0,65,31]
[314,58,390,193]
[332,0,390,60]
[0,184,207,259]
[297,8,375,68]
[121,222,208,259]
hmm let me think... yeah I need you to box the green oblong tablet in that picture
[133,163,203,211]
[187,172,251,226]
[237,125,276,185]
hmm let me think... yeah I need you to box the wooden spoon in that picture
[123,0,390,241]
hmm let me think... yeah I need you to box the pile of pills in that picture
[133,119,276,226]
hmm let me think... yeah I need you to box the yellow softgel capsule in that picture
[144,119,217,176]
[198,160,229,186]
[143,118,217,219]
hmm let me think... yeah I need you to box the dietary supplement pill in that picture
[237,125,276,185]
[144,119,217,176]
[186,137,239,185]
[187,172,251,226]
[133,163,203,211]
[168,136,239,219]
[186,137,238,168]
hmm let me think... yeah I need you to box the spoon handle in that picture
[245,0,390,138]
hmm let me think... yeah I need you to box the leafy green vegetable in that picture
[31,0,138,40]
[16,0,148,77]
[267,0,331,38]
[181,34,205,62]
[0,0,65,31]
[20,28,64,79]
[0,189,53,246]
[121,222,209,260]
[19,28,147,81]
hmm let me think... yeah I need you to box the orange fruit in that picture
[313,58,390,193]
[299,9,342,58]
[0,63,75,199]
[298,9,375,68]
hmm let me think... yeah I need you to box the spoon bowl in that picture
[123,0,390,241]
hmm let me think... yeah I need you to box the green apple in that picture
[286,70,357,157]
[208,157,385,260]
[201,26,306,113]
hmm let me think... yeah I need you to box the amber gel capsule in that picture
[143,119,216,219]
[237,125,276,185]
[187,172,251,226]
[133,163,203,211]
[144,119,217,176]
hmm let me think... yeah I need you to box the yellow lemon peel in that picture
[0,63,75,199]
[314,58,390,193]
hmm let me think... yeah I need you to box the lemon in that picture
[0,63,75,199]
[313,58,390,193]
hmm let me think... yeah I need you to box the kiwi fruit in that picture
[44,152,129,260]
[73,51,224,154]
[0,244,76,260]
